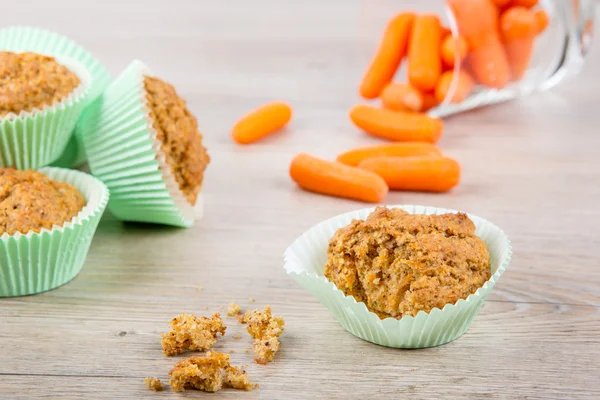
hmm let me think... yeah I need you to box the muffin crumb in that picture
[227,303,241,317]
[144,377,164,391]
[0,169,86,236]
[144,76,209,205]
[169,352,256,393]
[161,313,226,356]
[0,52,80,117]
[240,305,284,364]
[233,334,242,340]
[249,297,255,303]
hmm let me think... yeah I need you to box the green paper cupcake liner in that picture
[284,205,512,349]
[0,26,112,168]
[80,60,197,227]
[0,167,109,297]
[0,56,90,169]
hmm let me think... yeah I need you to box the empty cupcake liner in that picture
[0,26,112,168]
[0,167,109,297]
[0,56,90,169]
[79,60,197,227]
[284,205,512,349]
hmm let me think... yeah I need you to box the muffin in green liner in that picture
[79,60,207,227]
[0,26,112,168]
[284,205,512,349]
[0,167,109,297]
[0,53,90,169]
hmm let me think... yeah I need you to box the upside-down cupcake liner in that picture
[284,205,512,349]
[0,56,90,169]
[79,60,197,227]
[0,26,112,168]
[0,167,109,297]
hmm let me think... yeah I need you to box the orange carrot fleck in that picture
[421,93,439,112]
[533,9,550,34]
[289,153,388,203]
[508,0,538,8]
[408,15,443,92]
[441,26,452,38]
[440,34,468,69]
[448,0,511,89]
[350,105,443,143]
[360,13,415,99]
[380,83,424,112]
[358,156,461,192]
[336,142,442,167]
[500,6,537,80]
[435,70,475,104]
[232,102,292,144]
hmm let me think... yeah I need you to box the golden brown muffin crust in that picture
[0,52,80,117]
[0,169,86,236]
[144,76,209,205]
[324,207,491,319]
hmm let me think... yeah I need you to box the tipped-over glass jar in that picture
[359,0,595,118]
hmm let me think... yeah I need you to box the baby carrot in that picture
[349,105,443,143]
[509,0,538,8]
[500,6,537,80]
[435,70,475,103]
[421,93,439,112]
[408,15,443,92]
[380,83,424,112]
[534,9,550,34]
[360,13,415,99]
[448,0,511,88]
[358,156,461,192]
[491,0,511,7]
[232,102,292,144]
[440,34,468,69]
[289,153,388,203]
[336,142,442,166]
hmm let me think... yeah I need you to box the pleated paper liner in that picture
[284,205,512,349]
[0,56,90,169]
[0,167,109,297]
[0,26,112,168]
[79,60,197,227]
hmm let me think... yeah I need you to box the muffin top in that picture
[144,76,209,205]
[0,51,81,117]
[0,169,86,236]
[324,207,491,319]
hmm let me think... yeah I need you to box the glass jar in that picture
[359,0,595,118]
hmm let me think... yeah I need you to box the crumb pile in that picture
[144,76,210,205]
[227,302,241,317]
[0,51,80,117]
[325,207,491,318]
[160,313,226,356]
[240,305,285,364]
[169,351,257,392]
[0,168,86,236]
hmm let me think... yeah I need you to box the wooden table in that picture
[1,1,599,398]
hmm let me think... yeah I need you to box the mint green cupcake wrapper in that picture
[0,26,112,168]
[80,60,197,227]
[284,205,512,349]
[0,56,91,169]
[0,167,109,297]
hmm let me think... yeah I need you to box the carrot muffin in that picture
[169,352,257,392]
[160,313,226,356]
[144,76,209,205]
[240,305,285,364]
[324,207,491,319]
[0,169,86,236]
[0,51,80,117]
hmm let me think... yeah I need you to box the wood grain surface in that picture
[1,1,599,399]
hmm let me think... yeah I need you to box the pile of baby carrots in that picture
[230,0,550,204]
